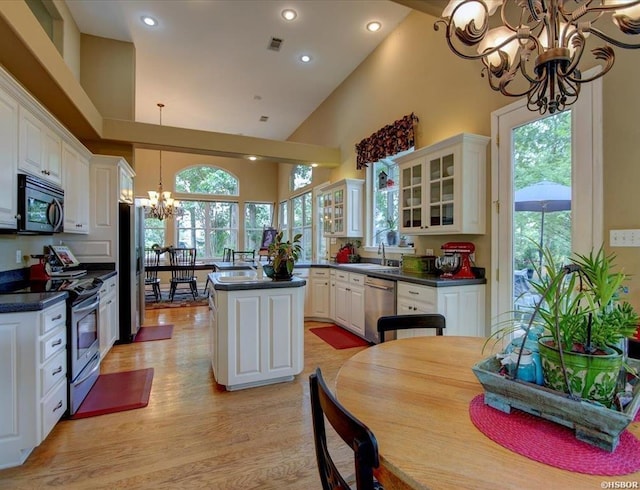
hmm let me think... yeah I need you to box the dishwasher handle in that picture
[365,282,395,292]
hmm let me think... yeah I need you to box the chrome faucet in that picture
[378,242,387,266]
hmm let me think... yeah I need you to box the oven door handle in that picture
[74,296,100,314]
[48,198,64,231]
[74,354,100,385]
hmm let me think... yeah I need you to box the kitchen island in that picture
[207,271,306,391]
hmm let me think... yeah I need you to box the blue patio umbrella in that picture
[514,181,571,267]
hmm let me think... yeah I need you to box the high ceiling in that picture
[65,0,413,141]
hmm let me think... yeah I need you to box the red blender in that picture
[440,242,476,279]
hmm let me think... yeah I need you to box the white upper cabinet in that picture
[397,133,489,235]
[62,142,91,234]
[18,107,62,186]
[0,83,18,229]
[322,179,364,237]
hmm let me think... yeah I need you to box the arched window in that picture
[290,165,312,191]
[175,166,238,195]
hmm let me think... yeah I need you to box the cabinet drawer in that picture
[310,268,330,278]
[397,282,435,303]
[41,349,66,397]
[40,327,66,362]
[40,380,67,441]
[100,277,116,296]
[349,273,365,286]
[335,270,349,281]
[41,302,66,335]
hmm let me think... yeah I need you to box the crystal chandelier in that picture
[142,103,181,220]
[435,0,640,114]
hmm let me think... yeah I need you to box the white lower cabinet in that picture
[329,269,336,321]
[334,271,365,337]
[397,281,485,337]
[295,268,311,315]
[209,283,305,391]
[0,301,67,469]
[307,268,330,319]
[98,275,118,359]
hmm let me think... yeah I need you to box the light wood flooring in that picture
[0,306,367,489]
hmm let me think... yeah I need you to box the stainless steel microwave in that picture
[17,174,64,234]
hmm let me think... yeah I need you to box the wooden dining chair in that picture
[309,368,383,490]
[144,248,162,301]
[232,250,255,263]
[377,314,446,343]
[222,247,232,262]
[168,247,198,301]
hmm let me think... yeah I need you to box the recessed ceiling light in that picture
[366,21,382,32]
[281,9,297,21]
[246,155,258,161]
[300,54,312,63]
[141,16,158,27]
[311,163,318,168]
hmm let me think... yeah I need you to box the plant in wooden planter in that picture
[527,246,638,407]
[266,231,302,281]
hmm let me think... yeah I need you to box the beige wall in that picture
[80,34,135,121]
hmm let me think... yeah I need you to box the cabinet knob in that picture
[52,401,63,412]
[51,338,62,347]
[52,314,62,321]
[52,365,63,375]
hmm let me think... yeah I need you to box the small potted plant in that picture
[529,246,638,406]
[266,231,302,281]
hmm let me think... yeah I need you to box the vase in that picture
[386,231,398,246]
[537,336,623,407]
[273,263,293,281]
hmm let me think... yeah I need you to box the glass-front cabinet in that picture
[397,133,489,235]
[322,178,364,237]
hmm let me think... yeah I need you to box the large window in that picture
[143,216,165,249]
[370,159,400,247]
[278,200,289,242]
[291,165,312,191]
[175,166,238,195]
[244,203,274,251]
[177,201,238,259]
[291,192,313,262]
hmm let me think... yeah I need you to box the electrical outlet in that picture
[16,250,21,264]
[426,248,434,256]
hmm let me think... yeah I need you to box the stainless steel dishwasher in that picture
[364,276,396,343]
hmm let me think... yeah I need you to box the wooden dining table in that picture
[334,336,640,490]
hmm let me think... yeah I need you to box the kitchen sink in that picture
[217,275,272,283]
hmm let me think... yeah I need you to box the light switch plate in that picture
[610,229,640,247]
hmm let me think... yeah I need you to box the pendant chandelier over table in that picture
[434,0,640,115]
[142,103,182,220]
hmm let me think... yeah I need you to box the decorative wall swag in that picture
[355,113,419,170]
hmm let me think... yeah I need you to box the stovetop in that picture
[11,277,103,303]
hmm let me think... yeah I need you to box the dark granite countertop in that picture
[209,272,306,291]
[0,268,117,313]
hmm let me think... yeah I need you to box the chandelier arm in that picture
[565,46,616,84]
[576,0,640,17]
[586,26,640,49]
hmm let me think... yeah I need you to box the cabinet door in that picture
[43,128,62,185]
[399,158,424,232]
[322,191,333,235]
[18,107,44,177]
[332,186,345,235]
[334,282,350,327]
[0,86,18,229]
[62,144,90,234]
[349,285,365,336]
[309,274,330,318]
[426,147,458,232]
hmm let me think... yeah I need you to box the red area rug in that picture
[71,368,154,419]
[310,325,370,349]
[134,324,174,342]
[469,394,640,475]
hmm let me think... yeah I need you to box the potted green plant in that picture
[528,246,638,406]
[266,231,302,281]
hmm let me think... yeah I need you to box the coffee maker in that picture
[440,242,476,279]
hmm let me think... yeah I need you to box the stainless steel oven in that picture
[67,279,102,415]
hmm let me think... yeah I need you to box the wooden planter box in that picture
[472,356,640,452]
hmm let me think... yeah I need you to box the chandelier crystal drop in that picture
[142,103,182,220]
[434,0,640,115]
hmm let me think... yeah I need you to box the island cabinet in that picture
[322,179,364,237]
[396,281,486,337]
[396,133,489,235]
[208,278,305,391]
[334,271,365,337]
[0,300,67,470]
[98,275,118,359]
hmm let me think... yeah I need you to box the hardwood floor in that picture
[0,307,366,489]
